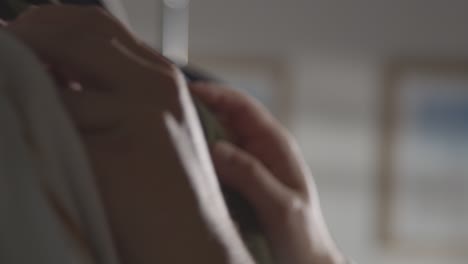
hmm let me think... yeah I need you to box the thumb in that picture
[212,141,293,218]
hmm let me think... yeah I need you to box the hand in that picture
[6,6,180,138]
[6,6,252,264]
[191,83,347,264]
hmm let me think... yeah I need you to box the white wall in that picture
[188,0,468,56]
[121,0,468,262]
[287,54,467,264]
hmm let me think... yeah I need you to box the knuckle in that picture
[275,195,306,220]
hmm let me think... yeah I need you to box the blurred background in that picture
[120,0,468,263]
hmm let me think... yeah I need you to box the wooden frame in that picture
[189,55,293,127]
[378,57,468,256]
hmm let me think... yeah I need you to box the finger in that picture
[8,17,185,129]
[10,6,183,115]
[212,141,293,219]
[191,83,309,193]
[190,82,277,138]
[57,37,185,126]
[9,20,178,103]
[0,19,7,27]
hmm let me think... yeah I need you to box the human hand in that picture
[6,5,180,137]
[191,83,347,264]
[6,6,253,264]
